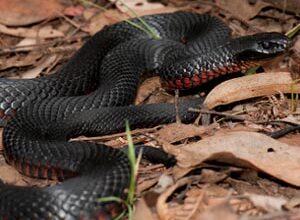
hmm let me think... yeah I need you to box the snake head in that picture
[234,32,291,60]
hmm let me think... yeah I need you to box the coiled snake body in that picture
[0,11,290,219]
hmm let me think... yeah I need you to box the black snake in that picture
[0,11,290,219]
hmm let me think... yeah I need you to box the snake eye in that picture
[262,41,271,49]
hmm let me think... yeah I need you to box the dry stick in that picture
[71,126,162,142]
[270,125,300,139]
[189,108,249,121]
[44,54,63,75]
[174,89,181,123]
[46,45,80,54]
[58,12,84,31]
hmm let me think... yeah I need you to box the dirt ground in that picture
[0,0,300,219]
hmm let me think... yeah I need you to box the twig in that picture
[71,126,162,142]
[174,89,181,123]
[58,12,84,31]
[189,108,248,121]
[269,125,300,139]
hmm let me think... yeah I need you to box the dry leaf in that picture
[20,55,58,79]
[0,0,64,26]
[170,131,300,186]
[153,174,174,193]
[246,193,287,212]
[0,51,42,71]
[284,196,300,210]
[111,0,165,13]
[133,197,155,220]
[63,6,85,17]
[156,123,218,143]
[135,77,161,104]
[0,24,64,38]
[197,201,239,220]
[203,72,300,109]
[88,6,177,35]
[109,0,176,16]
[15,38,37,51]
[156,176,206,220]
[262,0,300,14]
[216,0,270,20]
[88,9,128,35]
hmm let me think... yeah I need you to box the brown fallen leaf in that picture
[155,123,218,143]
[0,24,64,39]
[63,5,85,17]
[203,72,300,109]
[197,200,239,220]
[135,77,161,105]
[0,51,42,71]
[262,0,300,14]
[0,0,64,26]
[226,177,266,195]
[88,9,128,35]
[216,0,270,21]
[133,197,155,220]
[284,196,300,210]
[169,131,300,186]
[109,0,177,16]
[20,55,59,79]
[156,175,206,220]
[111,0,166,13]
[246,193,287,212]
[88,6,177,35]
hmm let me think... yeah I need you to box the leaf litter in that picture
[0,0,300,219]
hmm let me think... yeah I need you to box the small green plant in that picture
[125,120,137,206]
[98,120,138,220]
[286,23,300,38]
[286,24,300,112]
[79,0,160,39]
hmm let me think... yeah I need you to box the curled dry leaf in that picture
[0,0,64,26]
[156,176,206,220]
[204,72,300,109]
[170,131,300,186]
